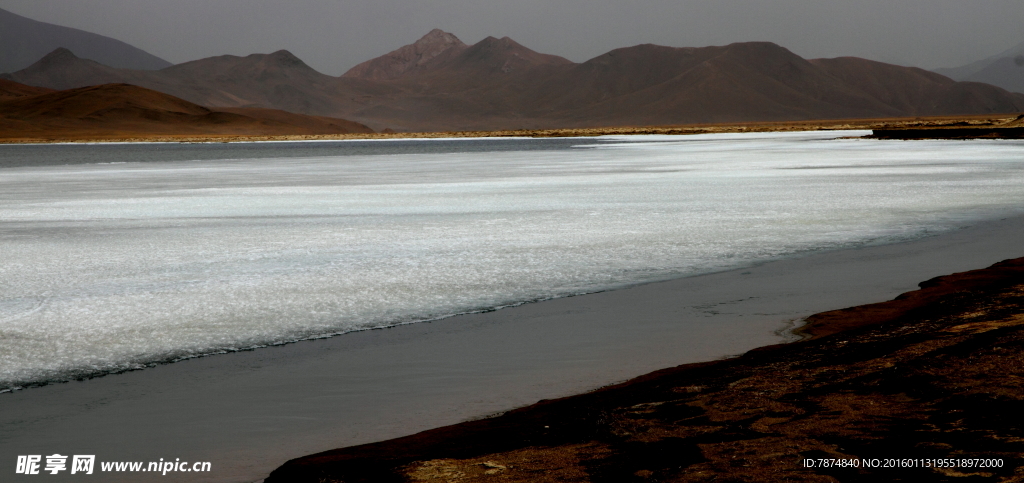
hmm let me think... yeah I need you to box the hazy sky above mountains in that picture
[2,0,1022,76]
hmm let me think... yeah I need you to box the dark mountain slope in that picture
[531,43,882,125]
[813,57,1024,114]
[0,48,148,90]
[152,50,358,115]
[0,7,170,73]
[933,40,1024,94]
[963,56,1024,95]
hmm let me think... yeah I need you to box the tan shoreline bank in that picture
[267,257,1024,482]
[2,113,1021,144]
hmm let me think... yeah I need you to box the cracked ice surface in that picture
[2,131,1024,388]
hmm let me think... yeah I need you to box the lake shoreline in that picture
[5,214,1024,482]
[2,113,1020,144]
[266,254,1024,483]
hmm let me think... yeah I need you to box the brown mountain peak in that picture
[715,41,812,66]
[416,29,465,49]
[261,50,311,69]
[456,36,573,74]
[38,47,80,66]
[267,49,302,61]
[475,36,501,46]
[474,36,518,49]
[6,46,128,91]
[342,29,467,80]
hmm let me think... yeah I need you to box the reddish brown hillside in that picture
[0,78,53,98]
[532,42,876,125]
[521,43,1024,126]
[1,82,211,119]
[343,29,467,80]
[0,83,373,140]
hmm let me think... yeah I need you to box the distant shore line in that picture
[2,113,1021,145]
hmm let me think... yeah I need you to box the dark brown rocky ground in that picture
[869,114,1024,139]
[266,257,1024,483]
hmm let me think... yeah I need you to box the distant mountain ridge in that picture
[933,40,1024,94]
[6,30,1024,132]
[1,48,372,117]
[0,7,171,73]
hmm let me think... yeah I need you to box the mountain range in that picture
[3,22,1024,132]
[0,7,170,73]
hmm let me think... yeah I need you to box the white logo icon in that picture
[71,455,95,475]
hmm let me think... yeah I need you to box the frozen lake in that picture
[3,131,1024,390]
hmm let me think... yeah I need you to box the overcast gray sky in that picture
[2,0,1022,76]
